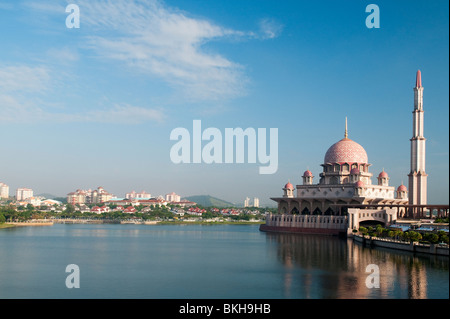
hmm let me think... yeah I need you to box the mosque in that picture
[261,71,428,236]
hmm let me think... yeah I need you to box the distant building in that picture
[244,197,250,207]
[41,199,62,206]
[23,196,44,206]
[91,206,110,214]
[91,186,113,204]
[67,186,114,205]
[67,189,88,205]
[171,199,196,208]
[123,206,137,214]
[126,190,152,200]
[253,197,260,208]
[0,182,9,199]
[16,188,33,201]
[105,198,168,207]
[165,192,181,202]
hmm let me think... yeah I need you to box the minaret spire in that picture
[409,70,427,206]
[415,70,422,88]
[344,117,348,139]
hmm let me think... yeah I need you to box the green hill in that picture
[183,195,235,208]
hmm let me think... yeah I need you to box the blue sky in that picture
[0,0,448,206]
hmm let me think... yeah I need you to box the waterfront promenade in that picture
[353,234,449,256]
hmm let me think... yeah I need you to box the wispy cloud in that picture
[76,0,257,101]
[258,18,284,39]
[5,0,283,123]
[68,104,165,124]
[0,65,51,92]
[0,64,163,124]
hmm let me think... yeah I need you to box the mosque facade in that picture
[261,71,427,236]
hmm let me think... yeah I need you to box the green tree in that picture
[427,233,439,244]
[407,231,422,242]
[64,203,75,215]
[437,231,449,244]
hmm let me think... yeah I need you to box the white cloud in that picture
[258,18,284,39]
[77,0,250,101]
[46,47,80,63]
[0,65,51,93]
[0,64,163,124]
[81,104,165,124]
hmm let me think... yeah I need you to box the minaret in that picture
[408,70,427,205]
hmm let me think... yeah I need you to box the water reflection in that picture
[265,233,449,299]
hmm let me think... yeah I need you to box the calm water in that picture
[0,224,448,299]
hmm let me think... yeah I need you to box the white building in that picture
[126,190,152,200]
[16,188,33,201]
[67,186,114,205]
[244,197,250,207]
[165,192,181,202]
[253,197,260,208]
[0,182,9,199]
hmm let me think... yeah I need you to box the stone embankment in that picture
[10,220,54,226]
[353,234,449,256]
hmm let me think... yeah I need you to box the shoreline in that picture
[157,220,265,225]
[2,219,265,227]
[0,223,16,229]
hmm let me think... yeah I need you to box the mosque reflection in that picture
[265,233,449,299]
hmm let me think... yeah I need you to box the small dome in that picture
[303,170,313,177]
[350,167,360,175]
[284,182,294,190]
[355,181,365,188]
[378,170,388,178]
[397,184,407,192]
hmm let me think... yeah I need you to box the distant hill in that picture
[183,195,235,208]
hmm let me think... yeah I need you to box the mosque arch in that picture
[330,176,339,185]
[324,207,335,215]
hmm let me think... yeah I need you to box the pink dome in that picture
[350,167,360,175]
[355,181,365,188]
[324,138,368,165]
[397,184,407,192]
[284,182,294,190]
[303,170,313,177]
[378,171,388,178]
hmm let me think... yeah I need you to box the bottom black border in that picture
[1,299,449,318]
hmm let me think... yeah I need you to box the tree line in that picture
[358,224,449,245]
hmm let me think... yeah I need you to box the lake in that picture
[0,223,448,299]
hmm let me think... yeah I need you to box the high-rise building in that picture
[408,70,427,205]
[67,189,88,205]
[0,182,9,199]
[253,197,260,208]
[67,186,114,205]
[244,197,250,207]
[90,186,113,204]
[126,190,152,199]
[16,188,33,201]
[165,192,181,202]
